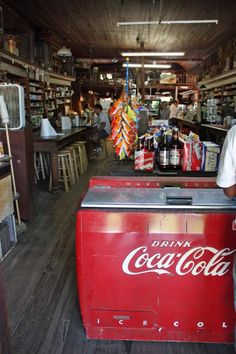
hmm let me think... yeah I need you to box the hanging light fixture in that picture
[57,45,72,57]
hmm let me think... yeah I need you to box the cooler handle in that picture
[166,196,192,205]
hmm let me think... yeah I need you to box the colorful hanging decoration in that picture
[111,95,138,160]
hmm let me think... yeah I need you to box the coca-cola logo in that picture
[122,241,236,276]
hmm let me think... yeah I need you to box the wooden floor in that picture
[2,142,235,354]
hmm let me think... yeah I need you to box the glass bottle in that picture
[158,131,170,170]
[169,127,183,169]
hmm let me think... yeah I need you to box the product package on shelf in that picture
[201,141,221,172]
[134,148,155,171]
[181,139,202,171]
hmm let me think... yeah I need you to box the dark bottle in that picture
[146,136,155,151]
[169,127,183,169]
[137,137,144,151]
[158,131,170,170]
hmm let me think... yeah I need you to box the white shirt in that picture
[83,108,91,124]
[216,125,236,188]
[98,111,111,135]
[169,103,178,119]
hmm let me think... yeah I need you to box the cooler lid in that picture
[81,187,236,210]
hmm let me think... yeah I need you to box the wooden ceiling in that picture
[1,0,236,72]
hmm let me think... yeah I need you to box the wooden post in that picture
[140,41,145,103]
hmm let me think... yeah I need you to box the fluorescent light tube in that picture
[117,19,218,26]
[121,52,185,57]
[122,63,171,68]
[162,20,218,24]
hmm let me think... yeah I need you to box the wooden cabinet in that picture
[0,127,35,221]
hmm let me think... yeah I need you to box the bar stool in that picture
[59,148,76,185]
[64,146,79,180]
[34,151,50,181]
[76,141,88,170]
[70,143,84,175]
[56,152,73,192]
[71,141,88,173]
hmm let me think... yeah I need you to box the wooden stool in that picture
[70,143,84,175]
[56,152,73,192]
[34,151,50,181]
[60,148,76,185]
[75,141,88,170]
[71,141,88,173]
[64,146,79,180]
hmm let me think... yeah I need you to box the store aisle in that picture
[1,142,235,354]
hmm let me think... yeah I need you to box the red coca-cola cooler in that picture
[76,176,236,344]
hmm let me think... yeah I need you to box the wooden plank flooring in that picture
[1,143,235,354]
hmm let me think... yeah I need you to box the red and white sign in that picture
[123,243,235,277]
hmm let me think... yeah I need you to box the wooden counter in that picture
[33,127,87,189]
[200,124,230,145]
[170,117,201,134]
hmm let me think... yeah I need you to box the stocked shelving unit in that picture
[55,85,73,115]
[0,49,75,126]
[18,81,73,125]
[29,80,45,126]
[44,85,57,118]
[44,84,73,118]
[200,69,236,125]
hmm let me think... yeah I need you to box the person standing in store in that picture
[216,124,236,344]
[169,100,179,125]
[94,103,111,140]
[82,103,92,124]
[217,125,236,198]
[108,97,118,122]
[160,101,170,121]
[50,108,62,129]
[89,104,111,152]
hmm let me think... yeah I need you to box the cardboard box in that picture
[134,148,155,171]
[201,142,221,172]
[181,140,202,171]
